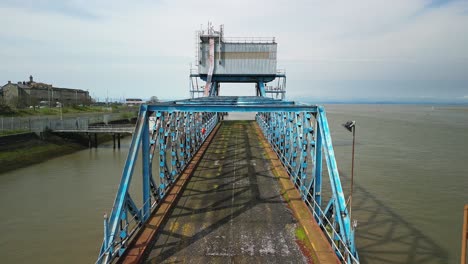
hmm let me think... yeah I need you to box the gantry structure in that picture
[97,24,359,264]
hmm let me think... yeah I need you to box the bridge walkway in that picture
[144,120,311,263]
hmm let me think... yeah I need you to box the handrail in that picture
[256,109,359,263]
[96,107,219,264]
[222,37,275,43]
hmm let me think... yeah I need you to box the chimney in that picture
[29,75,33,83]
[8,80,11,84]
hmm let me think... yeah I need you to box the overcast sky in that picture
[1,0,467,102]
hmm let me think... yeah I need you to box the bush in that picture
[0,104,17,115]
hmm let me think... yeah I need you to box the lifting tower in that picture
[190,22,286,99]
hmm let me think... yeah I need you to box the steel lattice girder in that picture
[256,107,358,263]
[97,100,358,264]
[97,105,219,263]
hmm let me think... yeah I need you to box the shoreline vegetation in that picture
[0,103,138,117]
[0,104,138,174]
[0,132,117,174]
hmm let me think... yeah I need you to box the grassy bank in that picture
[0,142,85,173]
[0,132,116,174]
[0,104,138,117]
[0,130,29,136]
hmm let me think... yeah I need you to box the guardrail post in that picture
[142,106,150,221]
[462,204,468,264]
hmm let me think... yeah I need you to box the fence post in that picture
[462,204,468,264]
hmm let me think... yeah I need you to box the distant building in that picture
[125,98,144,106]
[0,75,91,108]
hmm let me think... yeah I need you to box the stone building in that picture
[0,76,91,108]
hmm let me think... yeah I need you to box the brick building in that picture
[0,76,91,108]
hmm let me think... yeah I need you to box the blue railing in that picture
[96,105,218,263]
[256,106,359,263]
[97,98,358,264]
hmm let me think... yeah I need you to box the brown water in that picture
[326,104,468,264]
[0,104,467,263]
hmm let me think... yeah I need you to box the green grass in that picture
[120,111,135,119]
[0,105,137,117]
[15,106,109,116]
[0,129,29,136]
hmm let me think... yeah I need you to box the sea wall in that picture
[0,132,116,174]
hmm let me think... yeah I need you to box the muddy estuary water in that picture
[0,104,467,263]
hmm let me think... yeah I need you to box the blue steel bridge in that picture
[96,24,359,264]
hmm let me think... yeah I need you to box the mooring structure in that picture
[97,24,359,264]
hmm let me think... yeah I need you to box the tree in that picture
[149,96,159,104]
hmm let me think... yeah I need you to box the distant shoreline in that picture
[302,101,468,105]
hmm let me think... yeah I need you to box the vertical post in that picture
[313,118,323,219]
[117,134,121,149]
[142,108,150,221]
[113,134,116,149]
[88,134,91,148]
[94,133,98,148]
[103,213,109,249]
[462,204,468,264]
[350,126,356,221]
[257,82,266,97]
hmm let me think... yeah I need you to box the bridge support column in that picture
[113,134,116,149]
[257,81,266,97]
[88,133,91,148]
[117,134,121,149]
[94,133,98,148]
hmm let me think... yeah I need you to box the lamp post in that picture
[59,102,63,121]
[342,120,356,221]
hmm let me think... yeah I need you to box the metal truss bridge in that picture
[96,96,359,264]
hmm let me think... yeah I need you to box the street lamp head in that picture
[342,120,356,132]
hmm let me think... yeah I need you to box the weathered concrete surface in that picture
[145,121,309,263]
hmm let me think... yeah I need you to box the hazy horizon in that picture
[1,0,467,103]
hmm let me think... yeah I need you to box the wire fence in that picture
[0,113,136,133]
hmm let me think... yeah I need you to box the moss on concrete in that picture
[295,226,307,241]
